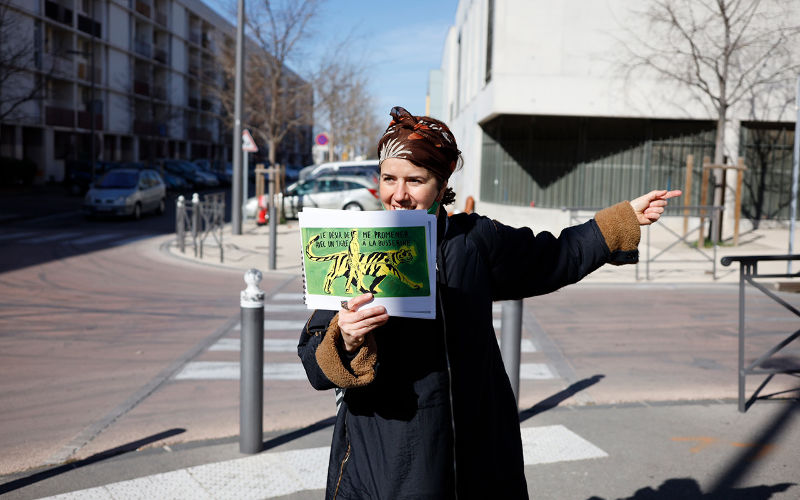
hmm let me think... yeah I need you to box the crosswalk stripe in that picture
[174,361,307,381]
[498,338,537,353]
[520,363,555,379]
[520,425,608,465]
[209,338,297,352]
[264,303,307,312]
[38,426,607,499]
[234,320,308,331]
[272,293,304,302]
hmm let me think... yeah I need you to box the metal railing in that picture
[564,205,723,280]
[721,254,800,412]
[175,192,225,262]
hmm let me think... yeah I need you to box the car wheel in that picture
[156,198,165,215]
[343,202,363,211]
[133,202,142,220]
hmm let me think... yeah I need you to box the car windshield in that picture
[98,170,138,189]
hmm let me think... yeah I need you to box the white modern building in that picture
[431,0,799,232]
[0,0,312,184]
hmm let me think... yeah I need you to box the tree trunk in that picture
[711,110,727,242]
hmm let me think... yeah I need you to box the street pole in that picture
[500,300,522,407]
[268,165,276,270]
[242,151,249,221]
[239,269,264,454]
[231,0,245,235]
[790,75,800,273]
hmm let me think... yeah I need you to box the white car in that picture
[83,168,166,219]
[246,175,381,219]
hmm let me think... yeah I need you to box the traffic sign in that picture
[242,129,258,152]
[315,132,329,146]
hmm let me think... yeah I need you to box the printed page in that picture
[299,208,437,319]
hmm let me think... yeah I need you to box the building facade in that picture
[0,0,312,184]
[431,0,799,230]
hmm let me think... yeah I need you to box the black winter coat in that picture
[298,206,638,499]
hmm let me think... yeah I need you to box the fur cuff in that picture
[595,201,640,265]
[315,313,377,388]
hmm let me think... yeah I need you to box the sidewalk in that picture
[164,216,797,285]
[2,215,798,500]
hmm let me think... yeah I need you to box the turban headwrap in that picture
[377,106,460,183]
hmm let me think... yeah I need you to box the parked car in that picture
[83,168,166,219]
[64,160,117,195]
[245,174,380,219]
[298,160,379,183]
[158,159,218,188]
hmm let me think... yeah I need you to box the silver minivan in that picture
[83,168,166,219]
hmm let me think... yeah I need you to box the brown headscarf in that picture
[377,106,461,184]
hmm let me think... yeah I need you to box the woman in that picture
[298,106,680,499]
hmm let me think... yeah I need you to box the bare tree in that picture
[620,0,800,231]
[213,0,318,167]
[0,0,48,123]
[314,50,382,161]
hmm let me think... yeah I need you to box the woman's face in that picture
[379,158,445,212]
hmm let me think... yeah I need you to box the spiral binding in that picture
[300,243,308,305]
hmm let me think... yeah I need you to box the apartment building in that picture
[431,0,799,229]
[0,0,312,184]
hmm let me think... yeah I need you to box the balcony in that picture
[134,40,152,58]
[188,96,199,109]
[152,86,167,101]
[77,63,101,84]
[133,80,150,96]
[200,99,213,111]
[44,0,73,26]
[155,10,167,26]
[133,119,153,135]
[188,127,211,142]
[189,31,201,45]
[77,111,103,130]
[154,47,168,64]
[43,53,74,78]
[45,106,74,127]
[135,0,151,18]
[188,64,199,77]
[77,14,101,37]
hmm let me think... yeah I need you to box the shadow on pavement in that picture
[519,374,605,422]
[263,416,336,451]
[588,402,799,500]
[0,428,185,495]
[587,478,794,499]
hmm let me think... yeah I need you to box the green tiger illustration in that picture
[305,232,423,295]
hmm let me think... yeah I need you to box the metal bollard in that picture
[191,193,200,257]
[239,268,264,454]
[176,195,185,253]
[500,299,523,406]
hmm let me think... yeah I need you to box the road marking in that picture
[234,320,308,331]
[209,338,297,352]
[520,425,608,465]
[174,361,307,381]
[0,231,38,241]
[498,338,537,353]
[272,293,304,302]
[70,233,125,245]
[21,232,83,243]
[39,425,607,499]
[108,235,153,247]
[264,303,308,312]
[520,363,555,379]
[671,436,718,453]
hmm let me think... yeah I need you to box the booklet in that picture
[299,208,437,319]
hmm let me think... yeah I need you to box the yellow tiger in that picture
[305,233,422,295]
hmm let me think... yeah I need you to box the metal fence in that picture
[175,192,225,262]
[481,119,795,221]
[481,124,716,209]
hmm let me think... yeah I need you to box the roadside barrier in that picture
[175,192,225,262]
[721,254,800,412]
[500,300,523,406]
[564,205,723,280]
[240,269,265,453]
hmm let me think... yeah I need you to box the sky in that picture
[206,0,459,126]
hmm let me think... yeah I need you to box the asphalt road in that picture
[0,185,798,499]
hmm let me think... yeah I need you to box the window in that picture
[485,0,494,83]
